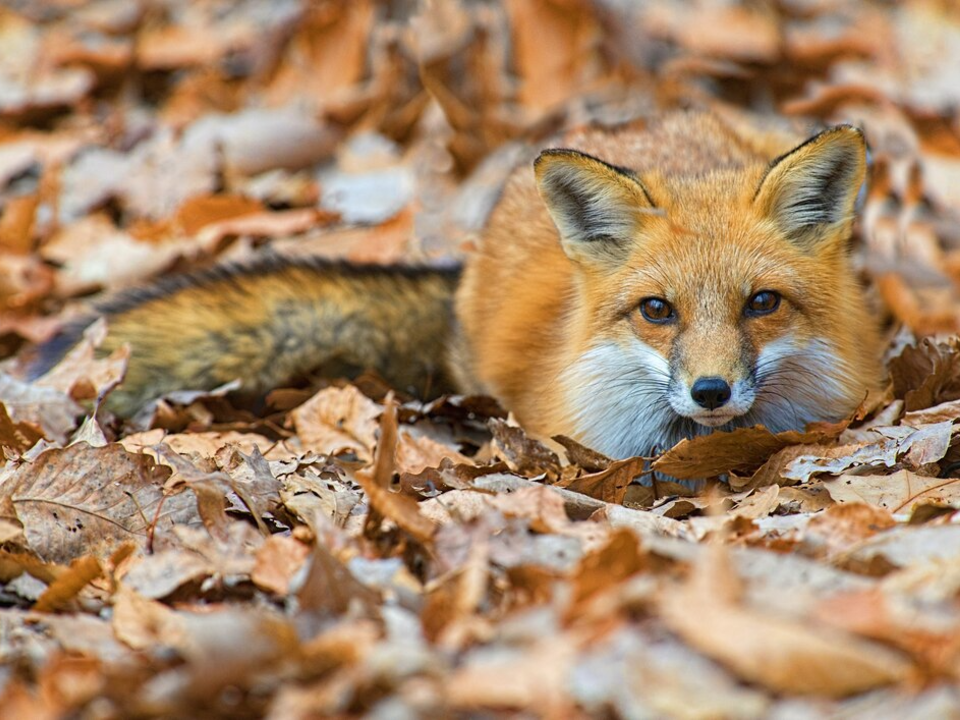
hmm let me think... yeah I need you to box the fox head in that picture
[534,125,879,458]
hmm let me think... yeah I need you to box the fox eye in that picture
[746,291,780,316]
[639,297,675,324]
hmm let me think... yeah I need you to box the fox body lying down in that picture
[32,113,881,458]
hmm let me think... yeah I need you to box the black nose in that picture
[690,377,731,410]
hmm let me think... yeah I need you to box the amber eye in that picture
[745,291,780,317]
[639,297,675,324]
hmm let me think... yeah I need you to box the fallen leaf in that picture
[33,556,102,612]
[558,455,646,505]
[3,442,199,563]
[890,338,960,412]
[490,418,561,478]
[355,400,437,545]
[825,470,960,514]
[252,535,310,595]
[659,545,912,696]
[654,424,846,480]
[290,385,381,461]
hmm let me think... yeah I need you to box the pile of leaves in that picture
[2,0,960,716]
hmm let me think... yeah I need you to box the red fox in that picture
[30,112,881,458]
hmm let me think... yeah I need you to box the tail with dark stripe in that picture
[30,256,461,416]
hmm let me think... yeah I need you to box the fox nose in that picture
[690,377,731,410]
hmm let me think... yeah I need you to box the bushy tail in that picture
[30,257,460,416]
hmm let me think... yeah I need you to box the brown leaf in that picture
[395,429,473,476]
[0,194,38,254]
[825,470,960,514]
[804,503,898,562]
[290,385,381,461]
[41,214,192,296]
[33,556,102,613]
[118,549,212,600]
[489,418,561,478]
[646,4,780,63]
[33,318,128,402]
[446,637,579,711]
[112,585,188,650]
[570,528,645,609]
[659,545,912,696]
[552,434,613,472]
[558,455,646,505]
[0,372,82,444]
[505,0,603,113]
[839,525,960,572]
[297,539,379,617]
[422,540,489,645]
[653,423,846,481]
[266,0,374,107]
[877,273,960,337]
[890,338,960,412]
[252,535,310,596]
[355,400,437,545]
[173,193,264,236]
[3,443,199,563]
[486,484,573,534]
[783,422,955,483]
[903,397,960,426]
[216,445,283,531]
[0,402,45,456]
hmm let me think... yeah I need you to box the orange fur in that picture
[454,112,880,457]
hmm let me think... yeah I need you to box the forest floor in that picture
[2,1,960,717]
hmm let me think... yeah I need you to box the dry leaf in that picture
[3,443,199,563]
[659,545,912,696]
[252,535,310,596]
[653,424,846,480]
[290,385,381,460]
[825,470,960,514]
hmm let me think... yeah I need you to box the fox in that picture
[28,112,881,459]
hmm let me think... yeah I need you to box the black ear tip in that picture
[534,148,580,168]
[827,124,866,147]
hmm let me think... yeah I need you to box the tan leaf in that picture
[290,385,381,461]
[825,470,960,514]
[355,401,437,545]
[0,372,82,445]
[505,0,602,113]
[804,503,898,561]
[0,402,45,456]
[252,535,310,596]
[33,556,102,613]
[395,430,473,476]
[784,422,955,483]
[111,585,188,650]
[3,443,199,563]
[119,549,212,600]
[34,318,128,402]
[659,546,912,696]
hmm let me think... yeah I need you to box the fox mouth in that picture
[688,410,744,428]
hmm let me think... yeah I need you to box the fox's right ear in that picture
[754,125,867,252]
[535,149,656,267]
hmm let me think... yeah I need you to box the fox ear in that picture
[754,125,867,251]
[535,149,656,266]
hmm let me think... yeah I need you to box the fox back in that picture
[454,112,881,458]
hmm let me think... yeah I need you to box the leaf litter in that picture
[2,0,960,717]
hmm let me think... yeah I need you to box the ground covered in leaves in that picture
[2,0,960,717]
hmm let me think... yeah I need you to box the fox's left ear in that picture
[754,125,866,251]
[535,149,656,267]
